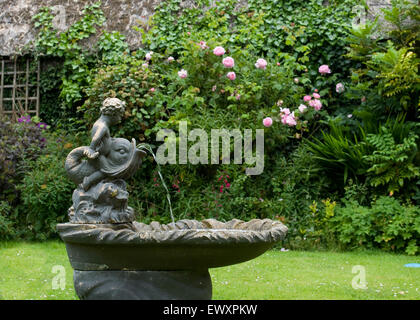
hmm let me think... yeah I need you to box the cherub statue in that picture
[74,98,126,190]
[83,97,125,160]
[64,98,146,223]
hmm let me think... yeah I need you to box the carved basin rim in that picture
[57,219,288,270]
[57,218,288,245]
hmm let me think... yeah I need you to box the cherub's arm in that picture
[89,125,107,151]
[84,122,107,159]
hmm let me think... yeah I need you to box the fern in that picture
[364,127,420,193]
[368,43,420,109]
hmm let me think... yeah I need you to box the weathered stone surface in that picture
[64,98,146,224]
[0,0,162,55]
[73,269,212,300]
[68,180,137,224]
[58,218,288,245]
[0,0,396,56]
[57,218,288,271]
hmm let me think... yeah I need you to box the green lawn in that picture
[0,241,419,300]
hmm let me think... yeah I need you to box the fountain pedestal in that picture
[73,270,212,300]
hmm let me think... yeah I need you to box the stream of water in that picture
[137,143,175,224]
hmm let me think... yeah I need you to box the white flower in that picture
[178,69,188,79]
[298,104,307,113]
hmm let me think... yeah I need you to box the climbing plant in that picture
[32,1,105,122]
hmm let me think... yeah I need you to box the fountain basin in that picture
[57,218,287,299]
[57,218,288,271]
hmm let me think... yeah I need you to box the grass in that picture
[0,241,419,300]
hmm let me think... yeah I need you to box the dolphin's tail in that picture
[64,146,91,184]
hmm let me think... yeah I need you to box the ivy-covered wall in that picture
[0,0,164,55]
[0,0,392,56]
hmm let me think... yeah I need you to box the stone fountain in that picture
[57,98,288,300]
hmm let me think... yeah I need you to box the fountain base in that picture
[74,269,212,300]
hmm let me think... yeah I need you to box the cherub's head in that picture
[100,98,126,124]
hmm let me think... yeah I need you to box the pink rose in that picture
[150,88,155,93]
[276,62,280,66]
[263,117,273,127]
[313,93,321,99]
[286,113,297,126]
[309,99,322,111]
[336,83,345,93]
[167,56,175,62]
[227,71,236,80]
[178,69,188,79]
[319,65,331,75]
[142,63,148,68]
[298,104,307,113]
[303,95,312,102]
[222,56,235,68]
[199,41,208,49]
[281,112,297,127]
[213,46,226,56]
[235,94,241,100]
[255,58,267,69]
[280,107,291,115]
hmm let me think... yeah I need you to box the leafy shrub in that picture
[141,0,360,118]
[0,115,47,204]
[0,201,14,240]
[80,55,161,141]
[145,0,358,75]
[17,131,86,240]
[32,1,106,123]
[270,144,329,235]
[306,122,370,187]
[331,196,420,255]
[345,0,419,121]
[364,127,419,194]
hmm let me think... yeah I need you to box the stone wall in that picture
[0,0,393,56]
[0,0,163,56]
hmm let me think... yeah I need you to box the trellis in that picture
[0,56,40,121]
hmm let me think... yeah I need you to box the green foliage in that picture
[381,0,420,49]
[307,115,420,199]
[364,127,420,194]
[97,31,130,66]
[0,201,14,240]
[141,0,360,116]
[0,116,46,204]
[270,145,329,240]
[17,131,85,240]
[145,0,358,75]
[369,43,420,110]
[81,28,328,149]
[17,0,419,255]
[306,122,370,185]
[32,1,105,120]
[345,0,420,119]
[80,55,161,141]
[331,196,420,255]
